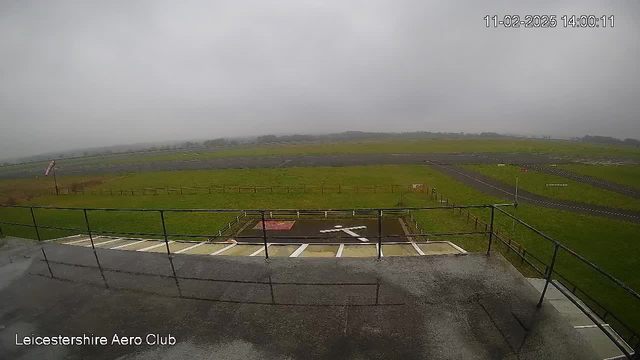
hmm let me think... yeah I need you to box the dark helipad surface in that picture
[236,218,408,244]
[0,237,599,360]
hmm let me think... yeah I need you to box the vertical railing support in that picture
[83,209,95,249]
[537,243,560,308]
[261,211,269,259]
[377,209,382,260]
[30,207,41,241]
[487,206,495,255]
[160,210,170,255]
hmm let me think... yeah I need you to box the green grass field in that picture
[559,164,640,190]
[3,138,640,172]
[462,164,640,211]
[1,164,639,336]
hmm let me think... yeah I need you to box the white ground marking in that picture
[290,244,309,257]
[573,324,609,329]
[320,225,369,242]
[336,244,345,257]
[86,238,123,247]
[64,237,96,245]
[411,242,426,256]
[447,241,468,254]
[138,241,174,252]
[48,234,84,243]
[211,243,237,255]
[175,242,205,254]
[111,240,147,249]
[249,244,271,256]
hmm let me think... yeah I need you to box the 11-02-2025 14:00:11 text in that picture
[484,15,615,28]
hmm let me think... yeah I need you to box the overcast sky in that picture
[1,0,639,159]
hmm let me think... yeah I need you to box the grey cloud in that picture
[1,0,639,158]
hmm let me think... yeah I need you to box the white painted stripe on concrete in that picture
[574,324,610,329]
[211,243,237,255]
[175,242,205,254]
[48,234,84,243]
[290,244,309,257]
[86,238,123,247]
[138,241,174,252]
[411,242,425,256]
[336,244,344,257]
[64,237,93,245]
[111,240,146,249]
[447,241,468,254]
[249,244,271,257]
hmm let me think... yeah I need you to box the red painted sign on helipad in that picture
[253,221,296,231]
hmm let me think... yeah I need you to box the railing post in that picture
[0,220,4,237]
[41,248,54,278]
[83,209,95,249]
[30,207,41,241]
[487,206,495,255]
[261,211,269,259]
[537,243,560,308]
[160,210,170,255]
[377,209,382,260]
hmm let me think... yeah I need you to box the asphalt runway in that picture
[518,164,640,199]
[0,153,569,179]
[428,163,640,224]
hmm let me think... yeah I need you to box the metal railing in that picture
[1,202,638,358]
[0,204,509,259]
[423,190,639,359]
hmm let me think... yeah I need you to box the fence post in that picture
[377,209,382,260]
[83,209,94,249]
[537,243,560,308]
[160,210,170,255]
[261,211,269,259]
[0,221,3,237]
[29,207,42,241]
[487,206,495,255]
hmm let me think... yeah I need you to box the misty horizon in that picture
[2,1,639,160]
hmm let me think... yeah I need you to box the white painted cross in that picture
[319,225,369,242]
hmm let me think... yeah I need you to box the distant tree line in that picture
[3,131,639,167]
[576,135,640,147]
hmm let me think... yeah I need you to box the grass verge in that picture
[462,164,640,211]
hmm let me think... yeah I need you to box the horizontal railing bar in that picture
[552,281,634,358]
[494,206,640,302]
[0,204,514,212]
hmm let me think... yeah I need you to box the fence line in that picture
[52,184,432,196]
